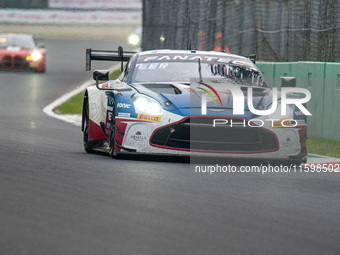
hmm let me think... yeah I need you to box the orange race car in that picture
[0,33,46,73]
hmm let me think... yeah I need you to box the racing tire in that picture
[83,98,95,153]
[108,129,116,158]
[108,104,117,158]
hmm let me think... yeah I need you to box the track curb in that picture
[42,80,89,127]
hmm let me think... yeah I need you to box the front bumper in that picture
[150,117,279,153]
[118,116,306,160]
[0,55,43,71]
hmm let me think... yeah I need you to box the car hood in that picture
[0,46,31,55]
[130,82,275,118]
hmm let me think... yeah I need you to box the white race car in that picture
[82,47,308,164]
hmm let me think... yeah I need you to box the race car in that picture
[82,47,308,163]
[0,33,46,72]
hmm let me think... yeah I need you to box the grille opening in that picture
[14,57,24,67]
[3,56,11,67]
[151,117,278,152]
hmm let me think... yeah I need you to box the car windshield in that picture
[132,56,267,87]
[0,35,35,49]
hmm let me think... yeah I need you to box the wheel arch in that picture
[82,86,108,142]
[81,90,89,132]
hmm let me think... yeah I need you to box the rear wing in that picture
[86,46,136,71]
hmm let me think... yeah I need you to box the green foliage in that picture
[110,68,122,80]
[56,68,122,115]
[57,91,85,115]
[307,137,340,159]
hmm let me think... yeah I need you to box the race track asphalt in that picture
[1,37,340,255]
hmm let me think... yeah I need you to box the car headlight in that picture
[132,94,163,115]
[32,51,41,61]
[26,51,41,61]
[268,101,293,119]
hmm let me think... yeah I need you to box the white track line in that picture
[43,79,91,126]
[43,64,120,126]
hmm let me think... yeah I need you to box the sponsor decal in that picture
[282,136,294,147]
[108,96,114,107]
[271,119,293,128]
[106,110,112,129]
[117,103,131,109]
[118,112,131,118]
[137,113,161,122]
[197,82,222,107]
[294,109,307,120]
[130,131,147,141]
[140,54,247,65]
[295,110,304,116]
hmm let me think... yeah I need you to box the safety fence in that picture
[257,61,340,141]
[142,0,340,62]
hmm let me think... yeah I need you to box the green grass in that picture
[56,90,85,115]
[56,67,122,115]
[110,68,123,80]
[307,137,340,159]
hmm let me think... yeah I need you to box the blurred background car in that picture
[0,33,46,72]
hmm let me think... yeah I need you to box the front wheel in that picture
[108,128,116,158]
[108,105,118,158]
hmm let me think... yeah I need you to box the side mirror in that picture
[93,70,109,89]
[281,77,296,87]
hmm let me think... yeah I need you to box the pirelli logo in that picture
[272,120,292,128]
[137,113,161,122]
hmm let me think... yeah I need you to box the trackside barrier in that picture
[256,61,340,141]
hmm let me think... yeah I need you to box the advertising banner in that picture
[48,0,142,10]
[0,9,141,24]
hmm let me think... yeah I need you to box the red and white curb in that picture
[305,153,340,169]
